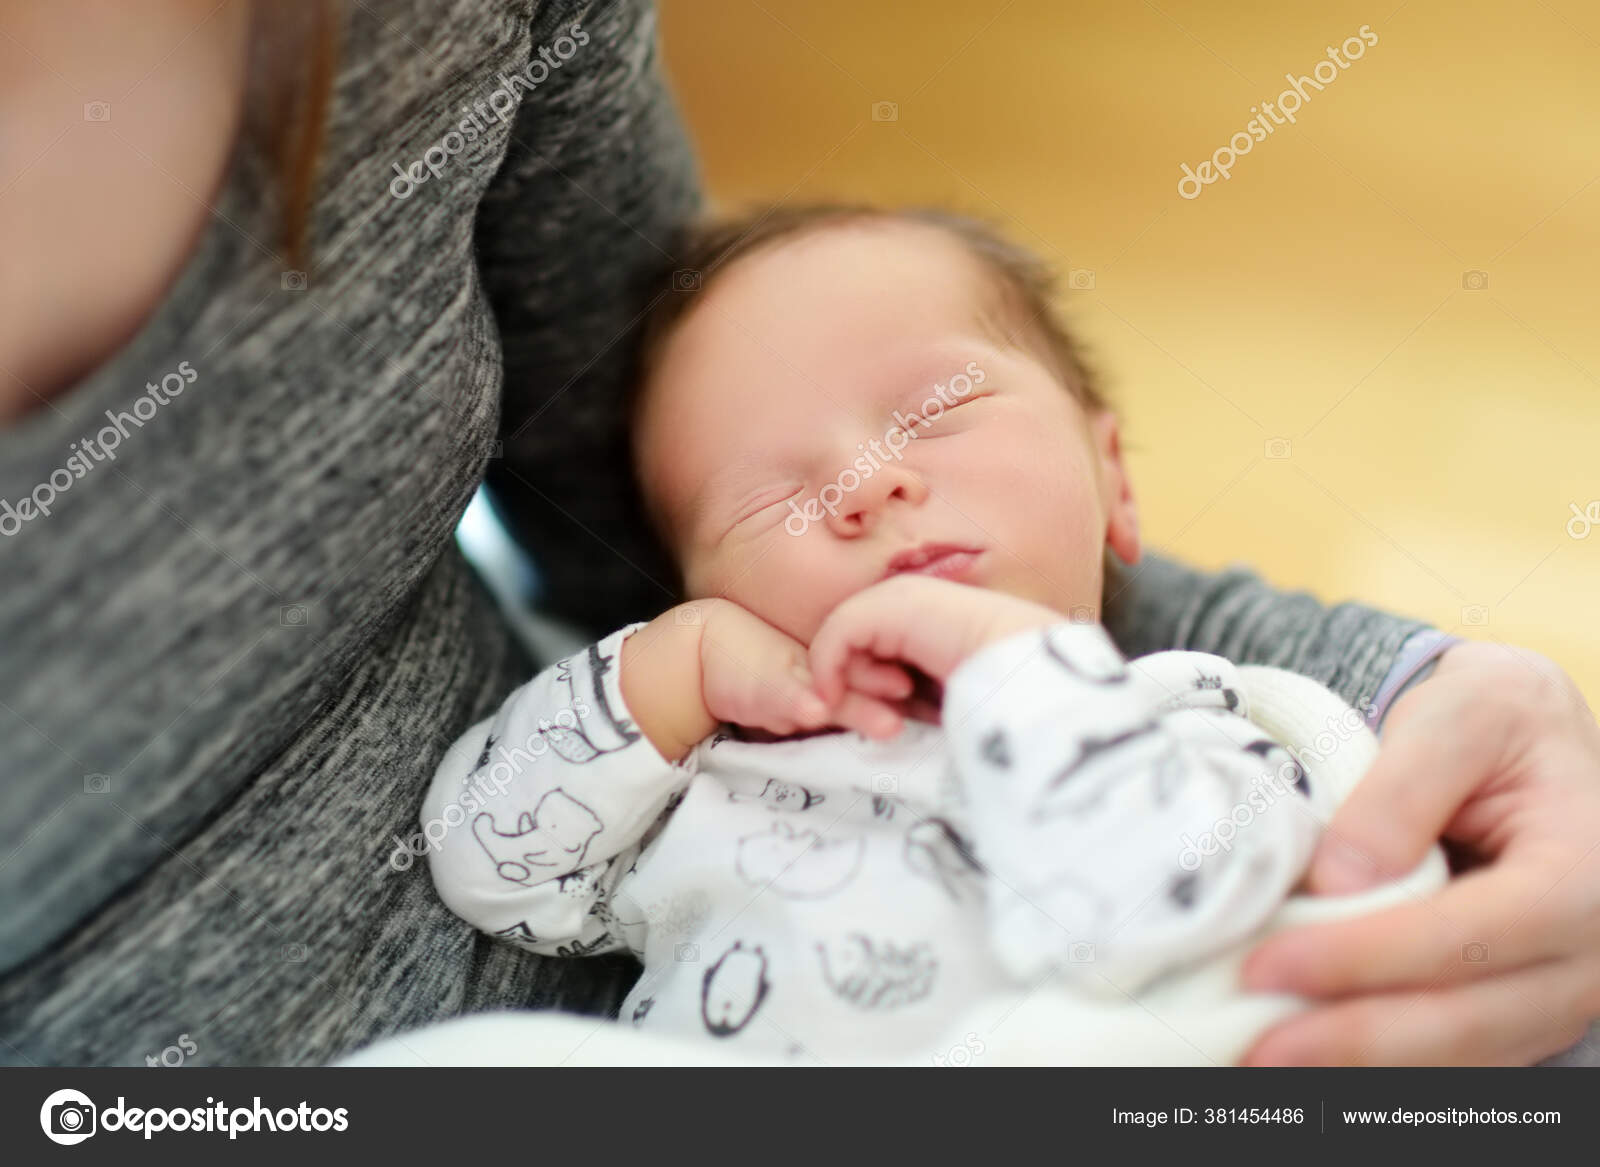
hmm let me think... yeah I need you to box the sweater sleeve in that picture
[421,623,696,958]
[1102,550,1432,715]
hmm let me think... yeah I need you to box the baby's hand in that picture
[699,599,916,741]
[808,576,1068,709]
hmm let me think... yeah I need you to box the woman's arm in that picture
[472,0,700,636]
[1102,551,1432,715]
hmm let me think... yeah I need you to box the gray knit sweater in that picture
[0,0,1430,1067]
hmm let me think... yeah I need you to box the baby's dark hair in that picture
[630,202,1111,423]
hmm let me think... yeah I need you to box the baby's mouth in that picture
[883,543,984,582]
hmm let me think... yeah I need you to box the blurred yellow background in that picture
[660,0,1600,701]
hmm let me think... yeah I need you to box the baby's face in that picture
[634,221,1140,646]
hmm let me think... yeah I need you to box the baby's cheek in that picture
[707,545,831,640]
[775,554,857,643]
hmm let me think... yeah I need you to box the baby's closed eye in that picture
[893,388,993,439]
[725,483,804,534]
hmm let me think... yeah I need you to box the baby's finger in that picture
[743,668,828,735]
[827,691,905,741]
[786,680,830,729]
[810,599,894,706]
[845,655,914,700]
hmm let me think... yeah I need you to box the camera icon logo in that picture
[1068,941,1096,963]
[674,604,703,626]
[1462,941,1490,963]
[1264,437,1292,460]
[84,773,111,795]
[279,604,308,627]
[1462,270,1489,291]
[83,102,112,122]
[1460,605,1489,626]
[674,942,699,962]
[40,1088,97,1145]
[1068,605,1095,624]
[1068,269,1096,290]
[672,269,702,292]
[282,942,308,962]
[871,773,898,794]
[871,100,899,122]
[281,270,308,292]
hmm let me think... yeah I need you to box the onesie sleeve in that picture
[943,621,1320,997]
[421,623,698,958]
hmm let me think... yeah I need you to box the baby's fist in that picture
[699,600,915,741]
[808,576,1068,709]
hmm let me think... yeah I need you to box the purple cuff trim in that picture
[1366,629,1463,734]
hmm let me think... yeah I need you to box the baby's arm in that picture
[423,617,707,957]
[943,621,1321,996]
[425,598,906,955]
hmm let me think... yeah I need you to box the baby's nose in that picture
[821,462,928,537]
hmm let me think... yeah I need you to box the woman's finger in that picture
[1307,675,1505,894]
[1240,955,1599,1066]
[1243,851,1580,997]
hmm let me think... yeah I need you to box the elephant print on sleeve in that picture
[472,789,604,885]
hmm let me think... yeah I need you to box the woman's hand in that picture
[1240,640,1600,1064]
[807,575,1069,718]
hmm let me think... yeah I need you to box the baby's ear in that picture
[1088,410,1141,567]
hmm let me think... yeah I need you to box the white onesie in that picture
[418,620,1446,1066]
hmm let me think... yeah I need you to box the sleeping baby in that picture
[418,205,1446,1066]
